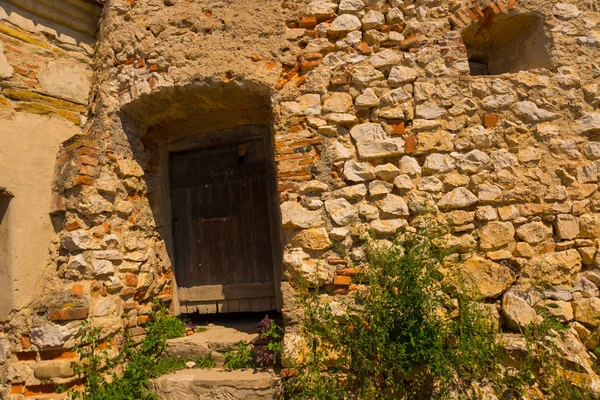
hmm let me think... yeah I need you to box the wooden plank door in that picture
[170,139,277,313]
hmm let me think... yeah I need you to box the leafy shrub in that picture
[223,341,256,370]
[283,221,594,399]
[63,302,209,400]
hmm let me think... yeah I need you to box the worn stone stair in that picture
[151,320,282,399]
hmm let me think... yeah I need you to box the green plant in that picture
[223,341,256,370]
[63,302,193,400]
[256,315,284,366]
[284,219,595,399]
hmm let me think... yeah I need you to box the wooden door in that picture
[170,139,276,314]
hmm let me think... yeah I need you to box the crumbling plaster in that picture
[0,114,81,321]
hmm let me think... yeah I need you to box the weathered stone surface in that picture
[423,154,455,174]
[479,221,515,250]
[579,214,600,238]
[376,194,409,217]
[0,42,14,79]
[62,230,100,251]
[522,250,582,287]
[37,60,92,104]
[322,92,353,113]
[374,163,400,181]
[398,156,421,176]
[334,184,367,200]
[370,218,406,235]
[460,257,515,299]
[117,159,144,177]
[573,298,600,327]
[281,202,323,230]
[512,101,557,122]
[350,123,404,159]
[438,187,478,209]
[291,228,332,251]
[355,88,380,108]
[516,222,551,244]
[535,300,574,322]
[457,150,490,173]
[31,324,78,349]
[553,3,581,19]
[329,14,362,35]
[502,292,541,331]
[388,66,417,85]
[325,198,359,226]
[343,160,376,182]
[151,368,282,400]
[555,214,579,240]
[576,113,600,135]
[33,361,76,379]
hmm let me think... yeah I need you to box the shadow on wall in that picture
[0,188,13,322]
[462,13,554,76]
[115,81,283,314]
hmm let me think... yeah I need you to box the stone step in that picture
[150,368,282,400]
[165,321,259,365]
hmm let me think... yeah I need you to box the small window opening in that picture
[462,13,553,76]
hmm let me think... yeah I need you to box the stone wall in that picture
[0,1,101,398]
[2,0,600,397]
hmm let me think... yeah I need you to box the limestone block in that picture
[338,0,365,13]
[369,49,402,69]
[512,101,557,123]
[502,292,541,331]
[329,227,349,241]
[334,184,367,200]
[299,180,329,195]
[37,60,92,105]
[329,14,362,35]
[370,218,406,235]
[374,163,400,181]
[394,174,413,190]
[573,298,600,327]
[33,361,76,380]
[423,153,455,174]
[116,159,144,177]
[307,1,338,19]
[514,242,533,258]
[584,141,600,160]
[76,191,114,216]
[555,214,579,240]
[457,150,490,174]
[438,187,478,210]
[361,10,385,30]
[481,94,516,110]
[329,141,354,162]
[368,180,393,197]
[281,201,323,230]
[380,87,411,106]
[479,221,515,251]
[0,338,8,364]
[358,203,379,221]
[516,222,551,244]
[343,160,375,182]
[398,156,421,176]
[62,230,101,251]
[322,92,353,113]
[460,257,515,299]
[477,183,502,203]
[31,324,78,349]
[92,260,115,277]
[522,250,582,287]
[417,176,443,192]
[388,66,417,85]
[553,3,581,19]
[376,194,409,217]
[416,102,446,120]
[535,300,573,322]
[490,149,518,170]
[475,206,497,221]
[0,42,13,79]
[576,113,600,135]
[352,65,385,85]
[414,131,454,154]
[579,213,600,238]
[325,198,359,226]
[355,88,380,108]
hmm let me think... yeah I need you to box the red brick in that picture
[21,336,30,349]
[71,284,84,298]
[337,268,364,276]
[75,155,98,166]
[49,307,89,321]
[357,41,371,55]
[507,0,516,9]
[123,273,138,287]
[333,275,352,286]
[389,121,405,135]
[299,17,317,29]
[39,349,77,361]
[74,175,94,186]
[484,113,499,127]
[10,384,24,395]
[405,134,416,154]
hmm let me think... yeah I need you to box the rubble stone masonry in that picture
[1,0,600,397]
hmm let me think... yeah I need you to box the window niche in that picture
[462,13,553,76]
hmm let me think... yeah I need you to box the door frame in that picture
[152,124,282,315]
